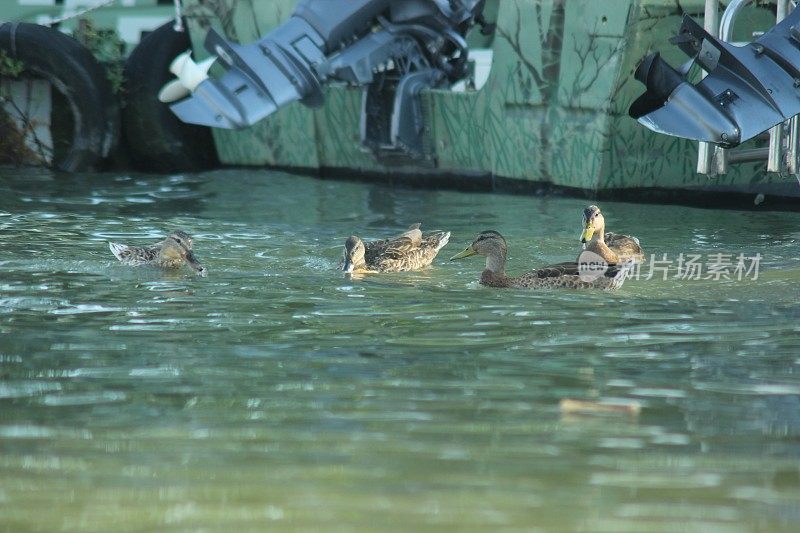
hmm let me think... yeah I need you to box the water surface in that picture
[1,168,799,531]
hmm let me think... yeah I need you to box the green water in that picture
[1,168,799,532]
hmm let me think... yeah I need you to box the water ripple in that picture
[1,168,800,531]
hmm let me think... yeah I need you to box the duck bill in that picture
[341,259,355,273]
[185,250,207,276]
[450,247,477,260]
[580,225,595,244]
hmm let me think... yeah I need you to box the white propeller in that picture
[158,51,216,103]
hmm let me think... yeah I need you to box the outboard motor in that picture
[629,7,800,148]
[160,0,489,162]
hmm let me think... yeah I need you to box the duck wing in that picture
[383,236,418,259]
[605,232,644,262]
[527,262,581,279]
[363,225,449,271]
[108,242,158,266]
[529,261,631,278]
[370,224,423,259]
[383,226,451,259]
[399,223,423,246]
[512,261,632,289]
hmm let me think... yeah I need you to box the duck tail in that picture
[108,242,129,262]
[433,231,451,252]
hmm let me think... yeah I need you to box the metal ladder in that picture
[698,0,800,179]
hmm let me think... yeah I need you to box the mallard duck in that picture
[341,223,451,273]
[109,230,207,276]
[580,205,644,263]
[450,230,631,289]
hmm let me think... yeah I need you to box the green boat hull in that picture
[181,0,799,199]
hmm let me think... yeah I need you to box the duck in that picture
[341,223,451,273]
[109,230,207,276]
[580,205,644,264]
[450,230,631,290]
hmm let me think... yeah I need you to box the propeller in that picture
[158,51,216,103]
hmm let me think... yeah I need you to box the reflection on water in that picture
[1,168,800,531]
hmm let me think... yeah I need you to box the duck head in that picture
[341,236,367,274]
[581,205,605,244]
[160,231,207,276]
[450,230,508,274]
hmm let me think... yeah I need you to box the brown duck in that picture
[109,230,207,276]
[342,223,450,273]
[450,230,632,290]
[580,205,644,264]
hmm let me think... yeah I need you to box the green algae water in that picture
[1,168,799,531]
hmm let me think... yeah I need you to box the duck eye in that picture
[175,238,182,244]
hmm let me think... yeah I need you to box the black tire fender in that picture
[122,20,217,173]
[0,22,120,172]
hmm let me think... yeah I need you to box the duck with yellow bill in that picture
[450,230,631,290]
[580,205,644,264]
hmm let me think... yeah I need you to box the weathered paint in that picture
[180,0,795,196]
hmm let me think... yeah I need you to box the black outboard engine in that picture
[161,0,488,161]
